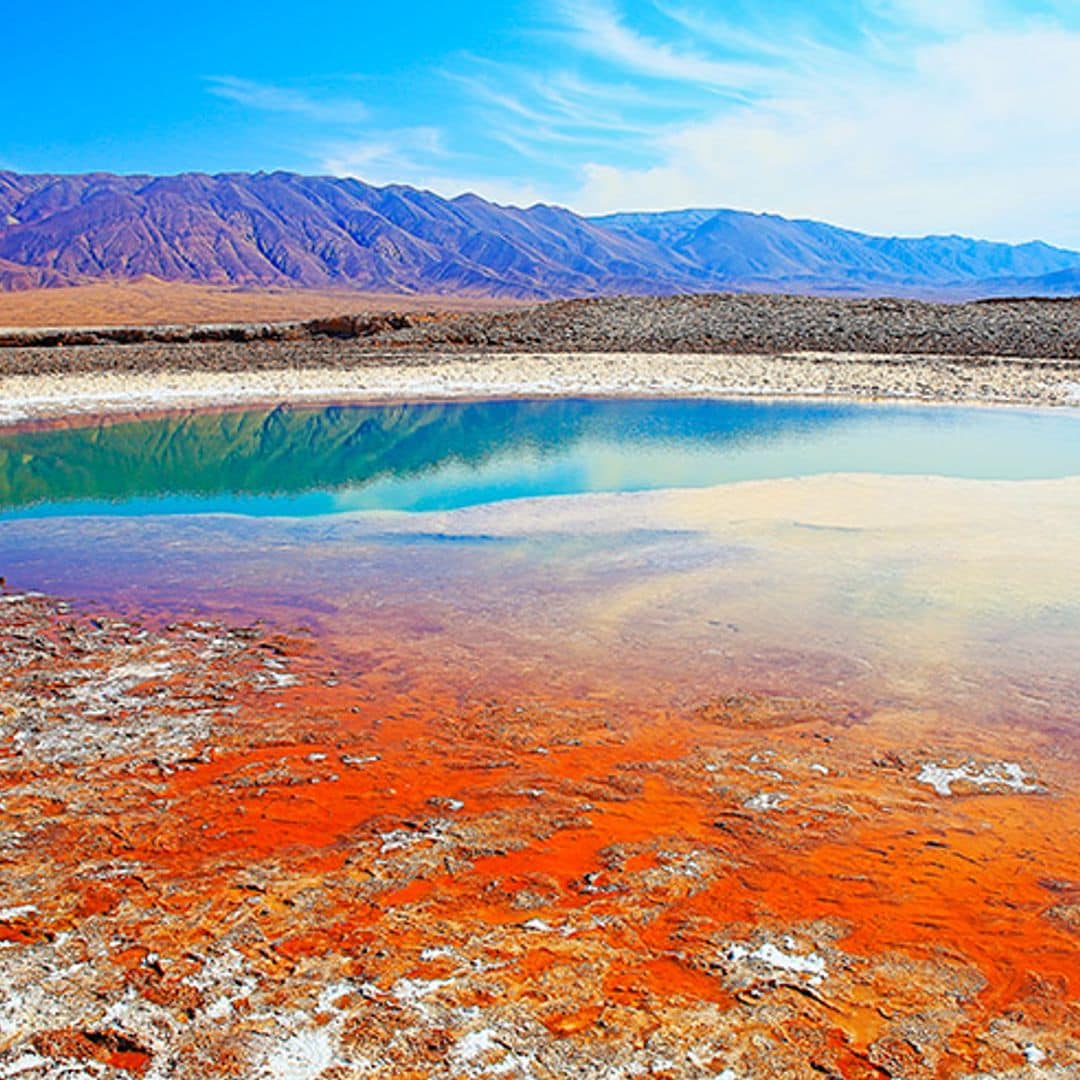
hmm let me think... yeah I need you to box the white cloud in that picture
[204,3,1080,246]
[567,24,1080,245]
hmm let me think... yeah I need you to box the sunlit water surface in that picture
[0,397,1076,731]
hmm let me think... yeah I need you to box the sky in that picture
[4,0,1080,246]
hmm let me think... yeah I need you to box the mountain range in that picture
[1,169,1078,299]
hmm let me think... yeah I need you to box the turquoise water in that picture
[0,398,1077,521]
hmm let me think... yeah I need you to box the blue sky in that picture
[4,1,1080,245]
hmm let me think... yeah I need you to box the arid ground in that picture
[0,281,517,330]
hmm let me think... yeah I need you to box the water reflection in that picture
[0,398,1076,520]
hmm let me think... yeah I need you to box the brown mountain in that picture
[0,171,690,298]
[2,169,1079,299]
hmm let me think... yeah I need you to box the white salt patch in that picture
[341,753,380,766]
[263,1028,335,1080]
[917,761,1041,797]
[392,976,452,1006]
[390,976,454,1026]
[378,823,447,854]
[1024,1044,1047,1064]
[258,669,298,689]
[205,996,234,1021]
[452,1027,531,1077]
[0,904,37,921]
[727,941,828,986]
[74,661,174,707]
[356,981,385,1001]
[456,1028,499,1061]
[0,1053,52,1077]
[420,946,455,961]
[744,792,786,812]
[0,990,25,1036]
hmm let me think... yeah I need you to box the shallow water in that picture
[1,397,1077,520]
[0,399,1075,729]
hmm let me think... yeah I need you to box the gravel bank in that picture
[2,293,1079,362]
[1,350,1077,425]
[384,294,1080,359]
[2,294,1078,422]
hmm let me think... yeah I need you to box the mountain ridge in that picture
[1,169,1078,299]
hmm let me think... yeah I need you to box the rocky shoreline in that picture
[0,349,1077,426]
[1,294,1077,423]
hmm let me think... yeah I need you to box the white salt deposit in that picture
[917,761,1041,797]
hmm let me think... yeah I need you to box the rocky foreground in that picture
[0,584,1077,1078]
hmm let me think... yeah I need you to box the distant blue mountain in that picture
[591,208,1080,295]
[966,266,1080,297]
[0,170,1077,298]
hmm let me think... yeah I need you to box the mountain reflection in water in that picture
[0,397,1077,519]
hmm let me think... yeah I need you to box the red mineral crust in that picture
[0,588,1076,1077]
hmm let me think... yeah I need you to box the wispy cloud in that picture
[437,0,1080,245]
[206,76,368,124]
[321,126,448,177]
[867,0,993,35]
[318,127,548,206]
[446,64,673,166]
[553,0,772,92]
[203,72,543,205]
[202,3,1080,246]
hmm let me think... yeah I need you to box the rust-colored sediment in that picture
[0,588,1075,1078]
[0,280,517,329]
